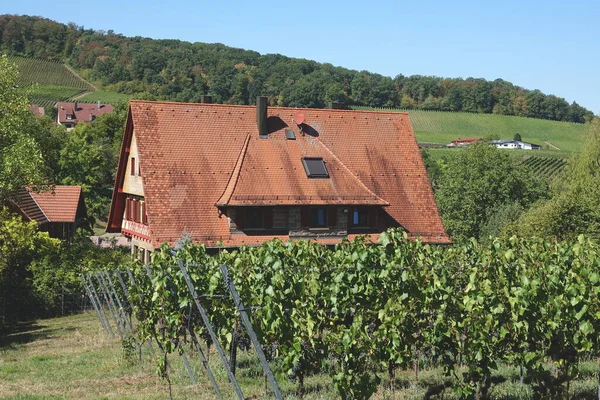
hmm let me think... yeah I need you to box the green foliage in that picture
[519,155,568,181]
[516,119,600,240]
[0,55,46,201]
[28,232,130,312]
[434,143,546,241]
[121,230,600,399]
[0,15,594,123]
[0,207,60,282]
[57,104,126,220]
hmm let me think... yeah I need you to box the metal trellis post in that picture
[143,265,198,385]
[219,263,283,400]
[81,274,111,335]
[85,274,115,337]
[93,272,125,339]
[177,260,245,400]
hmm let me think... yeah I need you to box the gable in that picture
[122,131,145,197]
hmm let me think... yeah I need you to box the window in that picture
[310,207,328,228]
[302,157,329,178]
[246,208,264,229]
[125,198,130,220]
[66,114,73,120]
[131,157,136,175]
[285,129,296,140]
[352,208,369,227]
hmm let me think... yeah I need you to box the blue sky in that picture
[4,0,599,114]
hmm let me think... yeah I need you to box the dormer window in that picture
[302,157,329,178]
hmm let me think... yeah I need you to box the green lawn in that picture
[1,312,598,399]
[76,91,131,105]
[354,107,589,153]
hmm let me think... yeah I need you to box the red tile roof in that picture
[107,101,449,246]
[215,132,389,206]
[56,102,113,124]
[16,186,83,223]
[451,137,482,145]
[28,104,45,117]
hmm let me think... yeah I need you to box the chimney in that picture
[97,100,100,109]
[257,96,268,138]
[74,102,78,111]
[328,101,343,110]
[200,95,212,104]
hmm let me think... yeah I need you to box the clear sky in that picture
[4,0,599,114]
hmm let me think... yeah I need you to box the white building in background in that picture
[489,140,541,150]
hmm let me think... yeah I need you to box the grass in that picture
[1,312,599,399]
[76,91,131,105]
[353,107,589,153]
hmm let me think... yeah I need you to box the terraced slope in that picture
[7,55,93,108]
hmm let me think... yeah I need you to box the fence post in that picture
[219,263,283,400]
[177,260,245,400]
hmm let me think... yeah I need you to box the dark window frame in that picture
[302,157,329,178]
[309,207,328,228]
[246,208,265,230]
[352,207,369,227]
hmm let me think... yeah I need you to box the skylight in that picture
[285,129,296,140]
[302,157,329,178]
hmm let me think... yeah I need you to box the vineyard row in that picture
[86,230,600,399]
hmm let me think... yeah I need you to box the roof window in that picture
[302,157,329,178]
[285,129,296,140]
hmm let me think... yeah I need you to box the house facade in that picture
[56,102,114,130]
[489,140,541,150]
[13,186,86,241]
[107,98,449,261]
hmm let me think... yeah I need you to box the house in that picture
[106,98,450,262]
[489,140,541,150]
[12,186,87,241]
[56,101,114,130]
[447,137,483,147]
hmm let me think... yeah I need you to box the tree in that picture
[513,132,522,141]
[515,118,600,239]
[435,143,545,241]
[58,104,126,221]
[0,55,46,202]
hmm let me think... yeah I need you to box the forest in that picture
[0,14,594,123]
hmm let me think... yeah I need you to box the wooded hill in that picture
[0,14,594,123]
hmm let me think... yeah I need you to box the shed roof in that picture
[16,186,83,223]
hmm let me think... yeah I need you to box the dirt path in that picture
[544,141,561,150]
[64,63,97,91]
[69,90,93,101]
